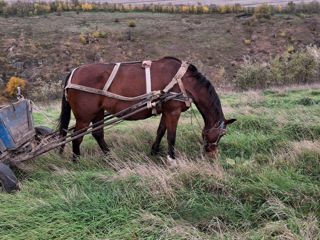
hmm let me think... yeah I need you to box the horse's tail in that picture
[57,73,71,152]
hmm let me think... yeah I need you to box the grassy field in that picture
[1,85,319,239]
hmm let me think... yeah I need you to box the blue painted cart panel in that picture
[0,100,34,152]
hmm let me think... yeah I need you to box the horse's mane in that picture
[162,56,182,63]
[162,56,223,118]
[188,64,224,119]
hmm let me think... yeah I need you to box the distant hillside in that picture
[0,11,319,99]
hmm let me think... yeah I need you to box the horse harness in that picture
[202,121,226,148]
[65,60,192,114]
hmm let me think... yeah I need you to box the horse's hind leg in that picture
[92,110,109,154]
[151,114,166,155]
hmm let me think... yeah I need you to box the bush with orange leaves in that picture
[6,77,26,96]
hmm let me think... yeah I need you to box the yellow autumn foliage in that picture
[92,31,100,38]
[181,5,189,13]
[162,5,168,12]
[57,2,63,11]
[6,77,26,96]
[192,5,197,14]
[79,33,87,44]
[244,39,251,45]
[202,6,209,14]
[82,3,93,11]
[220,5,227,14]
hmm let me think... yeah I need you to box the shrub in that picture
[181,5,189,13]
[248,15,258,27]
[79,33,87,44]
[234,46,320,89]
[0,0,8,14]
[287,45,295,53]
[277,5,283,13]
[1,1,320,17]
[270,48,317,84]
[298,1,320,13]
[128,20,136,27]
[4,1,34,17]
[33,3,51,15]
[82,3,93,11]
[91,31,100,38]
[100,31,107,38]
[235,57,271,89]
[202,6,209,14]
[299,13,306,18]
[161,5,168,13]
[286,1,296,13]
[254,3,274,19]
[219,5,227,14]
[6,77,26,96]
[57,2,63,12]
[226,5,233,13]
[244,39,251,45]
[29,81,62,101]
[192,5,198,14]
[280,31,286,37]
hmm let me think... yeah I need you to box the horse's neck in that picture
[188,83,224,129]
[196,101,222,129]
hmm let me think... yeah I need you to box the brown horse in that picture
[58,57,236,165]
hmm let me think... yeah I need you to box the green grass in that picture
[1,86,320,239]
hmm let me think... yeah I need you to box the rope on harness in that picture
[190,104,204,144]
[30,100,58,125]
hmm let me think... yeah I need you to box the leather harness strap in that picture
[175,61,191,107]
[65,67,78,101]
[163,61,190,107]
[65,60,191,110]
[103,63,121,92]
[142,60,153,111]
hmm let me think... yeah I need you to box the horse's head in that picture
[202,119,236,156]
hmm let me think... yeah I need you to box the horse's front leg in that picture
[72,120,90,162]
[164,110,181,166]
[92,110,109,154]
[151,114,166,155]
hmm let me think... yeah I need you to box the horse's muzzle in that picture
[206,148,218,156]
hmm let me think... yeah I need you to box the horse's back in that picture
[68,58,184,118]
[71,58,182,97]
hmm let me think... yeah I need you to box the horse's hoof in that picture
[167,155,178,168]
[72,159,78,164]
[102,149,110,155]
[151,146,160,155]
[151,149,159,156]
[72,154,80,164]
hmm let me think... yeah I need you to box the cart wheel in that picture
[35,126,53,137]
[0,163,19,193]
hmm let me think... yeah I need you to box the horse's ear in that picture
[225,119,236,125]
